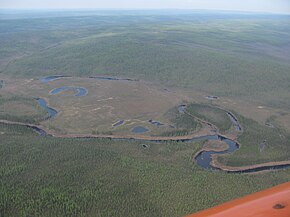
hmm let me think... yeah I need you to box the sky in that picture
[0,0,290,14]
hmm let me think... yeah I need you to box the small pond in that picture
[148,119,164,126]
[206,95,218,100]
[50,87,88,97]
[131,126,149,134]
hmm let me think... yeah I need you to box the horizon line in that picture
[0,8,289,15]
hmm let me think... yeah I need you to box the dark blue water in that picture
[194,136,290,173]
[227,112,242,132]
[195,136,239,170]
[18,119,290,173]
[227,164,290,173]
[36,98,58,119]
[41,75,139,83]
[113,120,124,127]
[25,97,290,173]
[31,126,47,136]
[148,119,164,126]
[89,76,138,82]
[50,87,88,97]
[131,126,149,134]
[40,75,71,83]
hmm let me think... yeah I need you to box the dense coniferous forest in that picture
[1,123,290,217]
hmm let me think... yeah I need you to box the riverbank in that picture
[1,119,290,174]
[211,155,290,173]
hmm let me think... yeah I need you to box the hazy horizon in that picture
[1,0,289,15]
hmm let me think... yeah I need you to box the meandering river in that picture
[10,76,288,173]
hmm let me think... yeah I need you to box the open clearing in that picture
[0,76,184,135]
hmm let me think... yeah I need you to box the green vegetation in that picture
[164,106,200,136]
[186,103,232,132]
[1,123,290,217]
[1,13,290,109]
[218,114,290,166]
[0,96,48,124]
[1,11,290,217]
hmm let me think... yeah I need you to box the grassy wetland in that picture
[0,10,290,217]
